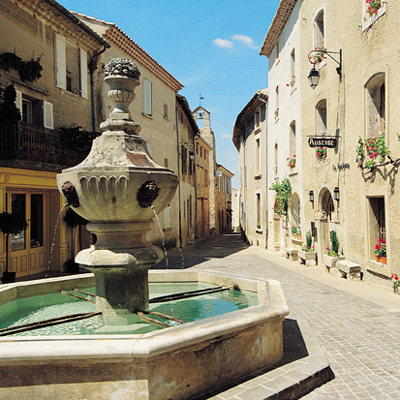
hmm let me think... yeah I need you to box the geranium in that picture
[391,274,400,292]
[375,238,386,257]
[357,133,389,169]
[274,108,279,118]
[316,147,327,160]
[309,47,327,64]
[287,155,296,168]
[366,0,381,16]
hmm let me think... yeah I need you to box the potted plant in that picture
[0,211,28,283]
[391,273,400,293]
[287,155,296,169]
[290,225,302,240]
[316,147,327,161]
[323,231,340,269]
[375,238,386,264]
[298,231,316,265]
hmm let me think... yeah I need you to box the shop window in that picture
[366,74,385,137]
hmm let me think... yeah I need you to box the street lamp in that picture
[307,49,342,89]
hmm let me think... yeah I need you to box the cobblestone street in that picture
[157,233,400,399]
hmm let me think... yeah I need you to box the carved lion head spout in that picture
[137,180,160,208]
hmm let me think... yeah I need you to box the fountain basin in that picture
[0,270,289,400]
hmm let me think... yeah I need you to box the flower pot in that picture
[298,250,316,266]
[375,255,387,264]
[323,254,338,269]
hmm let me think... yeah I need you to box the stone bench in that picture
[336,260,361,280]
[285,247,298,261]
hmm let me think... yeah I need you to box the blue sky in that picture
[60,0,280,187]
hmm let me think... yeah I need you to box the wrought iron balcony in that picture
[0,121,89,170]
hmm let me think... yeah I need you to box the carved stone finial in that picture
[104,57,140,80]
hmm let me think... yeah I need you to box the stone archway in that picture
[320,189,335,253]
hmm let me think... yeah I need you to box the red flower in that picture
[375,244,380,250]
[379,238,383,242]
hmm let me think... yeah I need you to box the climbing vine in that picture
[269,177,292,216]
[356,133,400,171]
[0,52,43,83]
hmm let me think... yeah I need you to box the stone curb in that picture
[193,318,334,400]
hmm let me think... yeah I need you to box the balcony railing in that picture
[0,121,89,169]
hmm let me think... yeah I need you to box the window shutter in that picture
[15,90,22,114]
[55,33,66,90]
[43,101,53,129]
[79,48,88,99]
[143,79,152,115]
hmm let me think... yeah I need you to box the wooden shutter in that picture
[79,48,88,99]
[55,33,66,90]
[15,90,23,115]
[43,101,53,129]
[143,79,152,115]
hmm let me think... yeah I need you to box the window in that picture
[181,145,188,174]
[255,111,260,128]
[275,86,279,115]
[290,121,296,162]
[314,10,325,49]
[196,143,199,155]
[290,49,296,87]
[164,158,168,168]
[55,33,87,98]
[256,137,261,175]
[366,74,385,137]
[256,193,261,229]
[30,194,43,248]
[204,169,208,185]
[11,194,26,251]
[204,150,207,160]
[143,78,152,115]
[260,103,266,122]
[200,147,203,158]
[163,104,168,119]
[316,100,327,135]
[274,143,278,175]
[368,197,386,261]
[15,91,53,129]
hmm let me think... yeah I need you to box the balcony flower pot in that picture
[375,255,387,264]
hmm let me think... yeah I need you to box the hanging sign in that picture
[308,137,337,148]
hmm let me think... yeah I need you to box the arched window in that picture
[366,74,385,137]
[314,10,325,49]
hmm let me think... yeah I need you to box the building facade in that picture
[233,89,268,247]
[254,0,400,285]
[0,0,108,280]
[215,164,234,234]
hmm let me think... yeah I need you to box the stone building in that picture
[195,134,212,238]
[233,89,268,248]
[255,0,400,285]
[193,106,217,233]
[215,164,234,234]
[72,13,187,250]
[0,0,108,280]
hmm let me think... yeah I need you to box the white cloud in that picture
[220,133,231,139]
[213,38,234,49]
[231,34,258,49]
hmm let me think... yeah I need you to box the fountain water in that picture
[0,58,289,400]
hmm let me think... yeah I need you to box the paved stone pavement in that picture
[157,233,400,399]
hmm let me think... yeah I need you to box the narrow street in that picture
[159,233,400,399]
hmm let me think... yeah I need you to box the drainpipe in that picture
[175,102,184,248]
[89,45,108,132]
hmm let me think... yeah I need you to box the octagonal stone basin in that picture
[0,270,289,400]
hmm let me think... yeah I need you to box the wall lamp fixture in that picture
[333,187,340,202]
[308,49,342,89]
[309,190,314,203]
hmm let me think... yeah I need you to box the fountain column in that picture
[57,58,178,317]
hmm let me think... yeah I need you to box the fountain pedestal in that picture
[57,58,178,315]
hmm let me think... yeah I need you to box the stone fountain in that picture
[0,58,289,400]
[57,58,178,319]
